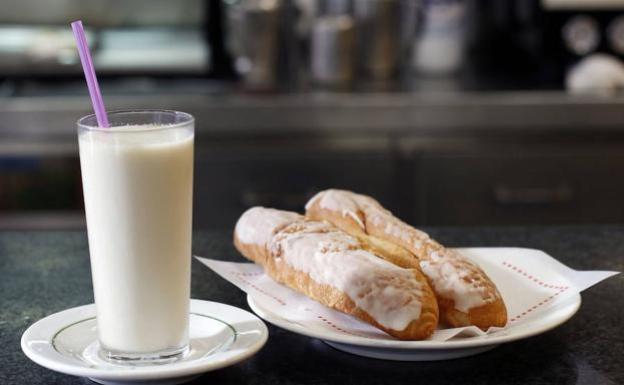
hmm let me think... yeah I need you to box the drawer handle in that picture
[493,184,574,205]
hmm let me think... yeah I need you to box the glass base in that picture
[100,343,190,365]
[52,313,238,370]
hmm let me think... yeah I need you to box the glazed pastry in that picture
[234,207,439,340]
[305,190,507,330]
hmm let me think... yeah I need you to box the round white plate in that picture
[21,300,268,385]
[247,293,581,361]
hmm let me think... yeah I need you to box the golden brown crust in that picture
[261,247,438,340]
[234,233,268,266]
[306,190,507,330]
[233,211,439,340]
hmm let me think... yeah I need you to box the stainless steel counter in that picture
[3,91,624,154]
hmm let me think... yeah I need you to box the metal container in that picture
[225,0,281,89]
[412,0,466,75]
[353,0,402,80]
[310,15,356,87]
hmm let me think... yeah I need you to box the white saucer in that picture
[247,293,581,361]
[21,300,268,385]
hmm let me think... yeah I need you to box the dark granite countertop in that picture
[1,226,623,384]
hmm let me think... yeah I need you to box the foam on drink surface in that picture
[81,124,192,146]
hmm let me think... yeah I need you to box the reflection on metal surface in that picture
[562,15,600,55]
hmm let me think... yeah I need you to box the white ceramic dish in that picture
[245,247,586,361]
[21,300,268,385]
[248,294,580,360]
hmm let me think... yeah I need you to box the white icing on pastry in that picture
[419,251,492,313]
[306,189,496,312]
[270,220,424,331]
[235,207,302,246]
[360,202,426,251]
[309,189,427,249]
[306,190,365,229]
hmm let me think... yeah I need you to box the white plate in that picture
[246,247,585,361]
[21,300,268,385]
[248,294,580,360]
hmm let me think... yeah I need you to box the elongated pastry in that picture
[305,190,507,330]
[234,207,439,340]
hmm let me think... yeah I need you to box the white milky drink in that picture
[78,111,194,360]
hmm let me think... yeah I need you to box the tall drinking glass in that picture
[78,110,194,362]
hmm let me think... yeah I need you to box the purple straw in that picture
[71,20,109,128]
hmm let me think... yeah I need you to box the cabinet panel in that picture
[194,141,398,229]
[420,149,624,225]
[0,155,81,211]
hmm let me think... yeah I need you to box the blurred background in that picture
[2,0,624,230]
